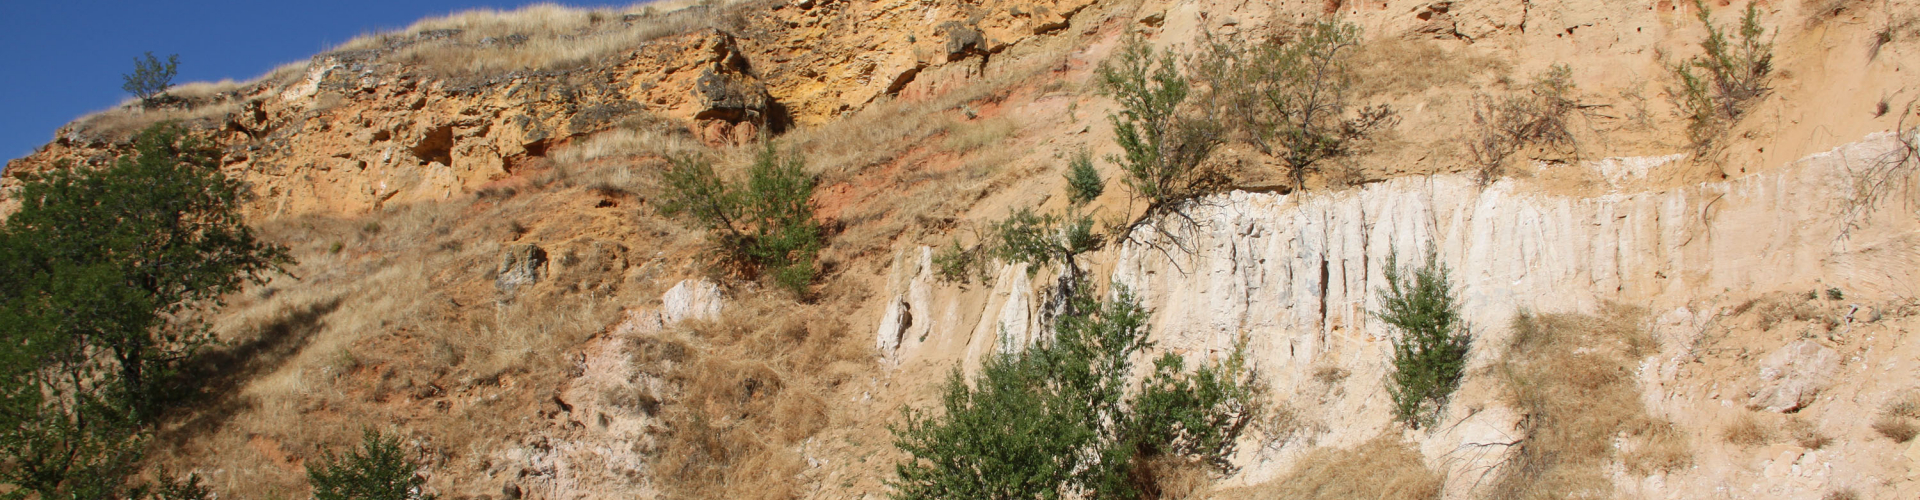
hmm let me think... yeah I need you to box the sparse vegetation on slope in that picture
[1492,308,1690,500]
[307,429,436,500]
[1099,36,1224,211]
[1467,65,1580,184]
[122,52,180,107]
[332,1,748,78]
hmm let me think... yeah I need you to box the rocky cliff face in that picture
[8,0,1920,497]
[4,0,1096,217]
[877,132,1920,498]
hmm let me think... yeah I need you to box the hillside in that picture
[5,0,1920,498]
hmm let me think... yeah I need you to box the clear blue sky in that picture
[0,1,639,165]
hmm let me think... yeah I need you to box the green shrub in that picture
[122,52,180,106]
[308,429,436,500]
[660,143,823,295]
[1467,64,1579,183]
[1376,252,1471,429]
[1064,150,1104,206]
[1196,20,1394,190]
[990,207,1099,276]
[932,238,985,284]
[890,284,1256,499]
[1670,0,1773,147]
[1098,36,1224,210]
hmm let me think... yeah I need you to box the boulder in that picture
[496,244,548,294]
[1747,340,1842,413]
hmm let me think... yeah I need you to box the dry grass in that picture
[330,1,747,78]
[63,60,312,144]
[1884,390,1920,419]
[551,120,705,166]
[1787,417,1833,449]
[1873,415,1919,442]
[1721,413,1773,446]
[639,294,870,499]
[1824,488,1861,500]
[1349,37,1506,99]
[1224,435,1442,500]
[1492,306,1687,500]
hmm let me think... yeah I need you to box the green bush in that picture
[1064,150,1104,206]
[308,429,436,500]
[660,143,823,295]
[1670,0,1773,147]
[1375,252,1471,429]
[0,122,287,498]
[123,52,180,106]
[890,284,1256,499]
[932,238,987,284]
[1196,20,1394,190]
[990,207,1099,276]
[1098,36,1224,210]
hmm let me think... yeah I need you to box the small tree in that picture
[308,429,436,500]
[1098,36,1224,211]
[1196,20,1394,191]
[1376,251,1470,429]
[990,207,1099,277]
[1670,0,1773,147]
[660,143,823,295]
[123,52,180,107]
[0,121,287,497]
[1064,150,1104,206]
[891,283,1256,499]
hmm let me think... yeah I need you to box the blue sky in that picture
[0,1,638,165]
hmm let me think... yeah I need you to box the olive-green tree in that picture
[0,122,288,497]
[1195,20,1395,190]
[660,143,823,295]
[122,52,180,107]
[890,283,1256,499]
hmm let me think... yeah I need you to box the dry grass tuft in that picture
[1228,435,1441,500]
[1824,488,1861,500]
[1493,306,1686,500]
[1787,417,1832,449]
[1873,415,1919,443]
[1721,413,1772,447]
[1884,390,1920,419]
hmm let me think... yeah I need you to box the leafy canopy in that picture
[660,143,823,295]
[122,52,180,105]
[890,283,1257,499]
[1375,251,1471,429]
[308,430,437,500]
[0,122,287,498]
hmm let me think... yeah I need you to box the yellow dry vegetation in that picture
[1220,435,1443,500]
[638,296,871,499]
[331,1,747,77]
[1491,307,1690,500]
